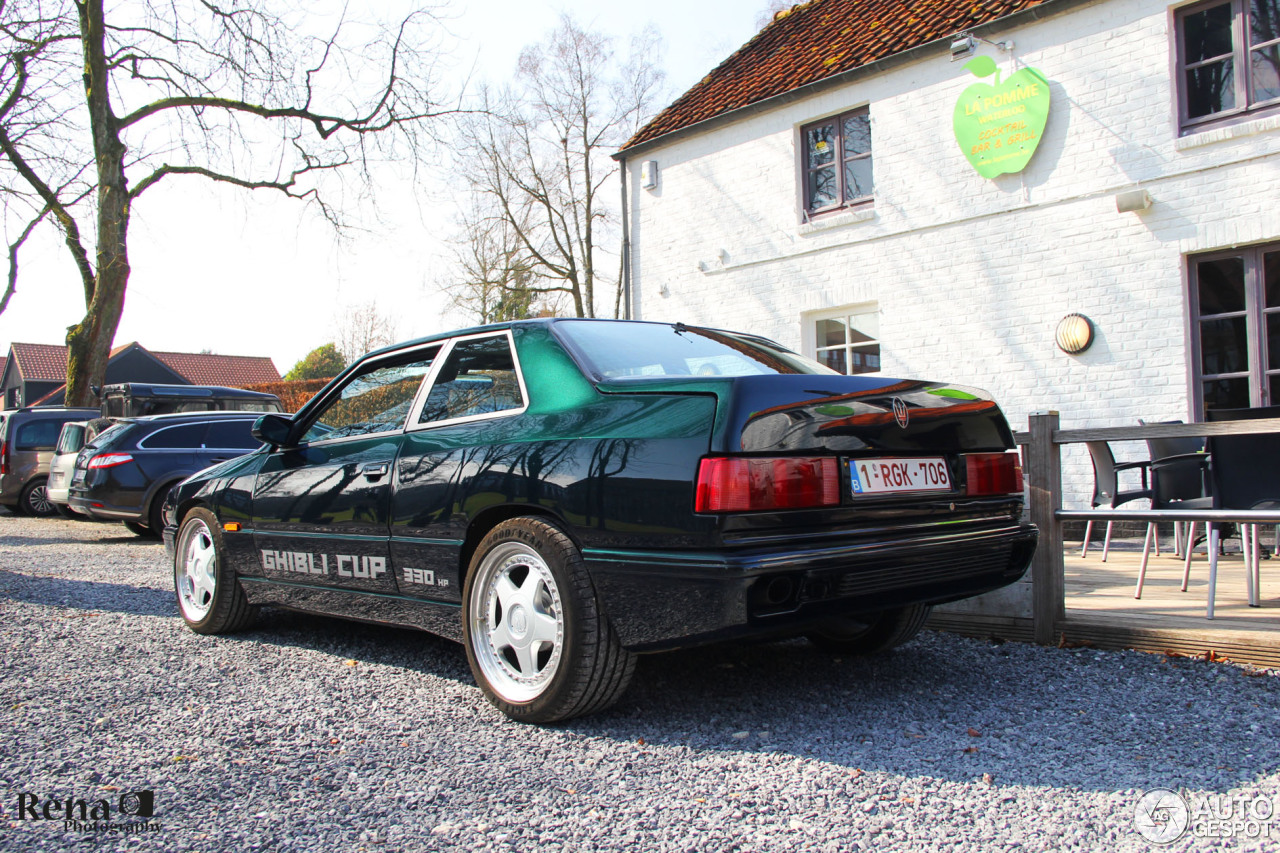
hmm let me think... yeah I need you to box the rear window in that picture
[554,321,836,379]
[55,423,87,454]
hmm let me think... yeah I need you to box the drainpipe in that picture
[619,157,632,320]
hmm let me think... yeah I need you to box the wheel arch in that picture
[458,503,580,583]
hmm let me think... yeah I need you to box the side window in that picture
[419,335,525,424]
[14,419,63,450]
[204,420,263,450]
[139,423,210,449]
[303,348,439,442]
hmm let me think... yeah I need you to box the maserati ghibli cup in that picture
[163,319,1037,723]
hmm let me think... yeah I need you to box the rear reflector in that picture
[696,456,840,513]
[87,453,134,470]
[964,452,1024,496]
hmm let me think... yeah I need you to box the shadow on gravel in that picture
[210,607,1280,797]
[0,534,145,547]
[221,608,475,686]
[0,569,174,617]
[572,634,1280,796]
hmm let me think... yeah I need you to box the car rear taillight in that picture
[695,456,840,512]
[0,440,7,476]
[87,453,134,470]
[964,452,1024,496]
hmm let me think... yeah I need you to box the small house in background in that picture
[615,0,1280,505]
[0,341,280,409]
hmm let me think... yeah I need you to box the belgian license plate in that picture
[850,457,952,495]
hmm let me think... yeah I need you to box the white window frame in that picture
[802,304,882,375]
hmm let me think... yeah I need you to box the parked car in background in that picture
[163,318,1036,724]
[98,383,283,418]
[70,411,263,535]
[47,418,116,516]
[0,407,100,516]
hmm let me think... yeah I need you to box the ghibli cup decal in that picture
[261,550,387,579]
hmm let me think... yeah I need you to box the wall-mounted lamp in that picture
[1055,313,1095,354]
[641,160,658,190]
[717,248,730,265]
[1115,188,1152,213]
[951,31,1014,60]
[950,34,975,60]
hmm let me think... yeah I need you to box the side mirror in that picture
[252,413,295,448]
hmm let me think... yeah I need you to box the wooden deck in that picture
[929,531,1280,668]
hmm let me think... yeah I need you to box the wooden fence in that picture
[927,413,1280,666]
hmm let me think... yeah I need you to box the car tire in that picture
[174,508,257,634]
[806,603,932,655]
[148,482,178,538]
[56,505,80,519]
[462,517,635,724]
[19,478,57,517]
[124,520,151,537]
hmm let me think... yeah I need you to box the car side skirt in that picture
[239,578,464,642]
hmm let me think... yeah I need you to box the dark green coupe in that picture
[164,319,1036,723]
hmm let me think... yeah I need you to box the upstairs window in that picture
[801,107,873,215]
[1177,0,1280,130]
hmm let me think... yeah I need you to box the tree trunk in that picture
[66,0,130,408]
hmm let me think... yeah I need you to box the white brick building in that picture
[617,0,1280,506]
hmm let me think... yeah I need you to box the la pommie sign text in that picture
[952,56,1051,179]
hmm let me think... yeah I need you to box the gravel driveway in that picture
[1,509,1277,852]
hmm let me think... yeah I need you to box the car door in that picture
[390,331,530,601]
[252,345,440,593]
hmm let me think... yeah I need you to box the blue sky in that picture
[0,1,767,373]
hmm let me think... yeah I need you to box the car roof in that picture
[123,411,262,425]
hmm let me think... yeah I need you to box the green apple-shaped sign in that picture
[953,56,1051,179]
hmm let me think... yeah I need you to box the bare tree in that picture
[333,300,399,362]
[455,15,663,319]
[0,0,455,405]
[442,191,558,324]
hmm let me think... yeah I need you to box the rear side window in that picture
[14,419,64,451]
[204,420,262,450]
[419,335,524,424]
[555,320,836,379]
[138,423,209,449]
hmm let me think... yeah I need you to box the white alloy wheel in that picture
[469,541,566,703]
[177,517,218,621]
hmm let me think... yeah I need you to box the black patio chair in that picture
[1080,440,1151,562]
[1162,405,1280,618]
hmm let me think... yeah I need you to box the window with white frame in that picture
[800,107,873,215]
[1176,0,1280,131]
[811,307,881,375]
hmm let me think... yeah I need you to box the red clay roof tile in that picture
[623,0,1050,151]
[8,343,70,382]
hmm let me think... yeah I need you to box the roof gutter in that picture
[614,0,1090,161]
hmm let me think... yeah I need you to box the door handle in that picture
[359,461,390,479]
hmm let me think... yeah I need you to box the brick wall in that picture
[624,0,1280,507]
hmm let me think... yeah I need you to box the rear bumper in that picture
[584,522,1037,652]
[68,493,143,522]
